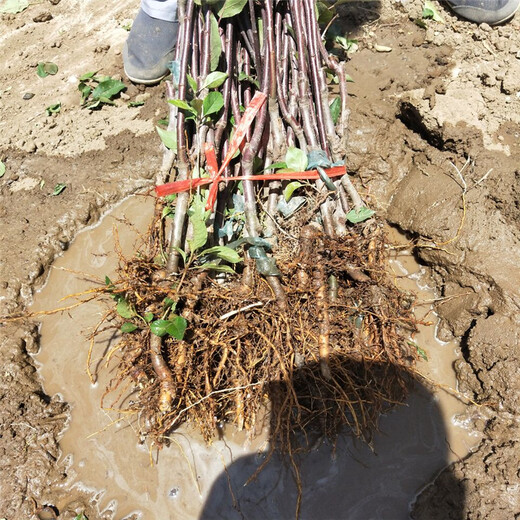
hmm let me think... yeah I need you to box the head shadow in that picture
[198,354,465,520]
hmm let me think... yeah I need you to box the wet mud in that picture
[2,0,520,518]
[32,197,477,519]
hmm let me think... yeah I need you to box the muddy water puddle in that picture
[32,195,479,519]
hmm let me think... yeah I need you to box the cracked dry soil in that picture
[1,0,520,518]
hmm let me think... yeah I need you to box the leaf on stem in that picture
[168,99,198,118]
[217,0,248,18]
[116,299,136,318]
[329,97,341,125]
[209,13,222,71]
[203,91,224,117]
[284,181,303,202]
[157,126,177,150]
[150,316,187,340]
[188,212,208,253]
[121,322,138,333]
[285,147,308,172]
[200,245,241,263]
[201,71,228,90]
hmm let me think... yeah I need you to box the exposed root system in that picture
[93,203,420,456]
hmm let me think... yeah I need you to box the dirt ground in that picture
[1,0,520,518]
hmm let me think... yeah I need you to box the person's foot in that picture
[123,9,179,85]
[446,0,520,24]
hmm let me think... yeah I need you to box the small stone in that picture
[501,64,520,94]
[135,92,151,103]
[33,11,53,22]
[22,140,37,153]
[479,22,492,32]
[23,92,35,100]
[94,44,110,53]
[49,0,61,4]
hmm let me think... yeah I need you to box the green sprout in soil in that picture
[45,102,61,115]
[37,62,58,78]
[50,183,66,196]
[78,72,126,109]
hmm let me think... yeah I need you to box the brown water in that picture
[32,195,479,520]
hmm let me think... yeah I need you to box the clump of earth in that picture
[1,0,520,518]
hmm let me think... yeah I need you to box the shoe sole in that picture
[451,2,520,24]
[124,66,168,86]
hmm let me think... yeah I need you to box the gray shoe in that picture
[123,9,179,85]
[446,0,520,24]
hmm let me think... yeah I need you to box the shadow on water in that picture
[199,356,465,520]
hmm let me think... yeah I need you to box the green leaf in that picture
[0,0,29,13]
[157,126,177,151]
[188,212,208,252]
[50,183,66,196]
[144,312,154,323]
[121,322,138,333]
[166,315,187,340]
[346,207,375,224]
[316,1,334,25]
[408,340,428,361]
[263,161,287,172]
[345,74,355,83]
[150,320,170,337]
[191,98,204,116]
[283,181,303,202]
[116,299,136,319]
[128,100,145,107]
[172,246,187,265]
[218,0,248,18]
[285,147,308,172]
[187,74,198,93]
[74,514,88,520]
[91,79,126,101]
[162,206,173,219]
[201,71,228,90]
[422,1,444,21]
[168,99,198,117]
[150,316,187,340]
[193,263,236,274]
[37,62,58,78]
[157,117,169,126]
[203,91,224,117]
[163,297,176,310]
[200,246,241,263]
[209,13,222,71]
[238,72,260,89]
[78,82,92,100]
[329,97,341,125]
[0,161,5,178]
[45,102,61,116]
[78,71,96,81]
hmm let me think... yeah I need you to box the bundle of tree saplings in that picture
[93,0,421,477]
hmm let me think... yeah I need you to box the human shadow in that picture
[199,356,465,520]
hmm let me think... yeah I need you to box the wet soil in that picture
[1,0,520,518]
